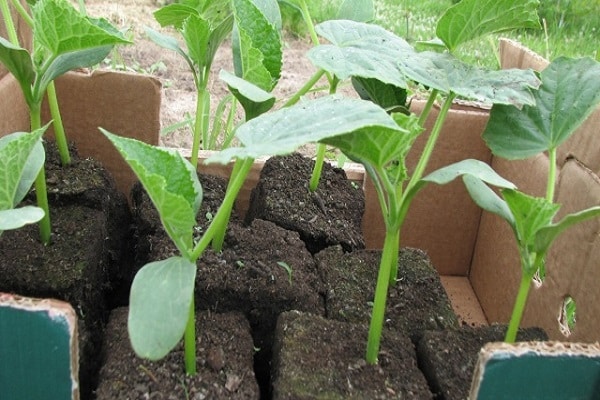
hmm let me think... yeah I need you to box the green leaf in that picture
[102,130,202,254]
[181,14,211,69]
[483,57,600,159]
[337,0,374,22]
[128,257,197,361]
[308,20,412,88]
[321,112,418,170]
[206,96,405,163]
[232,0,282,90]
[502,189,560,251]
[145,27,196,76]
[351,77,408,113]
[422,159,517,188]
[436,0,541,52]
[219,69,275,120]
[0,129,45,210]
[32,0,130,56]
[397,51,540,107]
[462,174,515,227]
[0,37,35,105]
[153,4,199,29]
[206,14,234,69]
[0,206,45,232]
[535,206,600,256]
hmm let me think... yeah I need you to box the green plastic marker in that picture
[0,293,78,400]
[471,341,600,399]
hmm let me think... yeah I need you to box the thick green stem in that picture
[1,0,19,44]
[308,144,326,192]
[191,158,254,259]
[191,88,210,168]
[504,273,533,343]
[546,147,557,202]
[46,82,71,165]
[417,89,439,127]
[366,228,400,364]
[10,0,32,27]
[298,0,319,47]
[183,296,197,375]
[31,106,51,245]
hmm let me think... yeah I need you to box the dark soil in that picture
[96,307,260,399]
[272,310,434,399]
[246,153,365,254]
[316,245,459,343]
[0,142,130,399]
[417,325,549,400]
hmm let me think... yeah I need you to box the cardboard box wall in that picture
[0,40,598,343]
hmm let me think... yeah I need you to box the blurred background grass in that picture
[280,0,600,68]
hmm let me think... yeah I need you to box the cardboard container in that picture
[1,39,598,345]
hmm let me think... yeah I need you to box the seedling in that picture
[0,128,46,235]
[0,0,129,244]
[103,94,404,375]
[276,261,293,285]
[465,56,600,342]
[311,0,541,363]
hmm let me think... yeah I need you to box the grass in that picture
[281,0,600,67]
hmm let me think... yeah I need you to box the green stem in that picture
[183,296,197,375]
[308,144,326,192]
[504,273,533,343]
[417,89,438,127]
[10,0,32,28]
[191,158,254,259]
[366,227,400,364]
[46,82,71,165]
[282,69,325,108]
[191,88,210,168]
[546,147,557,202]
[298,0,319,47]
[406,93,456,193]
[31,106,51,245]
[1,0,19,45]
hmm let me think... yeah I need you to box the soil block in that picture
[246,153,365,254]
[95,307,260,399]
[271,310,433,399]
[417,325,549,400]
[316,245,459,343]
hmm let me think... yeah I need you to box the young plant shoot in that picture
[0,0,130,244]
[0,128,46,235]
[102,95,405,376]
[466,56,600,343]
[309,0,541,363]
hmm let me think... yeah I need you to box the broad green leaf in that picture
[250,0,282,30]
[462,174,515,227]
[39,45,114,98]
[206,14,234,69]
[199,0,232,27]
[337,0,374,22]
[32,0,130,56]
[308,20,412,88]
[0,206,45,231]
[351,77,408,114]
[321,112,418,170]
[502,189,560,250]
[535,206,600,256]
[232,0,282,90]
[128,257,197,360]
[220,69,275,120]
[206,96,405,164]
[0,37,35,105]
[397,51,540,107]
[0,129,45,210]
[483,57,600,159]
[153,4,199,29]
[181,15,211,68]
[436,0,541,52]
[102,130,202,254]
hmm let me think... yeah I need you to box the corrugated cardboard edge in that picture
[470,340,600,398]
[0,292,79,400]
